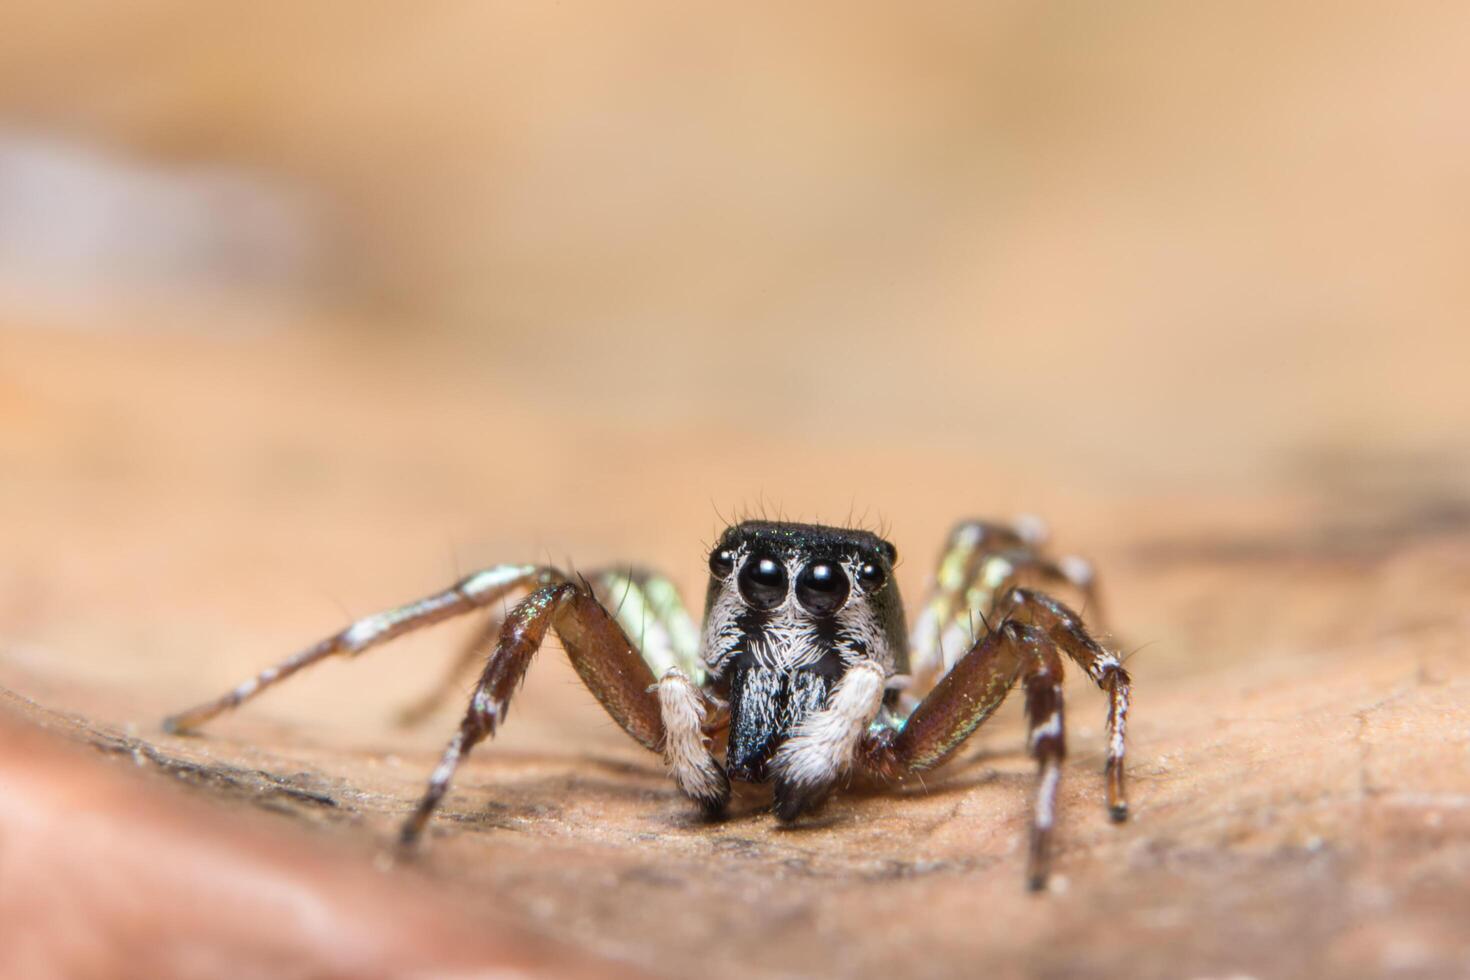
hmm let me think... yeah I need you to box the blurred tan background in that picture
[6,2,1470,486]
[2,4,1469,978]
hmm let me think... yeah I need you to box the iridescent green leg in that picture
[589,568,705,685]
[909,519,1103,694]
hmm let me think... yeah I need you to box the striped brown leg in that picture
[861,619,1068,890]
[399,582,665,846]
[999,588,1132,821]
[163,564,555,734]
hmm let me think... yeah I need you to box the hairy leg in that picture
[999,587,1132,820]
[590,568,706,684]
[400,583,665,845]
[163,564,555,734]
[861,620,1070,890]
[393,566,703,727]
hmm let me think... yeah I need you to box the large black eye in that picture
[855,560,887,593]
[795,561,849,615]
[737,553,788,609]
[708,547,736,579]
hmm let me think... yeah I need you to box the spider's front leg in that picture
[861,616,1079,891]
[393,565,707,729]
[399,582,728,845]
[163,564,551,734]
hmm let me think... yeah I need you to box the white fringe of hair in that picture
[656,668,726,804]
[770,660,886,790]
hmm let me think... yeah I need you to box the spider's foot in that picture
[1106,759,1128,821]
[700,786,732,819]
[690,773,732,821]
[396,827,426,856]
[396,800,438,852]
[771,778,831,823]
[1026,827,1053,893]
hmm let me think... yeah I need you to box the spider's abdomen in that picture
[724,656,841,781]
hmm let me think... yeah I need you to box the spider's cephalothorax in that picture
[164,517,1132,890]
[699,522,906,793]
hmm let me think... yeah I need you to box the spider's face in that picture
[701,521,908,781]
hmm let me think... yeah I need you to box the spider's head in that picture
[702,521,908,781]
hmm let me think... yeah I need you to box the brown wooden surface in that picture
[3,326,1468,978]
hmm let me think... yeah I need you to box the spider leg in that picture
[860,620,1069,890]
[590,567,728,811]
[393,565,704,728]
[998,587,1132,821]
[589,568,706,684]
[910,519,1104,694]
[399,582,675,845]
[909,520,1038,691]
[162,564,554,734]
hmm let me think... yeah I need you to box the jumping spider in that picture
[165,518,1131,889]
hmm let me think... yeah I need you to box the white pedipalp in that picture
[656,667,726,804]
[769,660,886,790]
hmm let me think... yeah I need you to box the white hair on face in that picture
[656,668,725,804]
[832,556,894,671]
[701,584,744,677]
[702,547,895,677]
[745,563,826,670]
[769,660,886,790]
[700,544,748,677]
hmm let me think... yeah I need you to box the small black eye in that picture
[709,547,736,579]
[795,561,849,615]
[855,560,887,593]
[737,553,788,609]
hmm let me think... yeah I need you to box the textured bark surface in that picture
[3,328,1469,978]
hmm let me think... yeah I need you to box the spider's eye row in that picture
[708,547,736,579]
[795,561,849,616]
[855,560,887,592]
[737,553,788,610]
